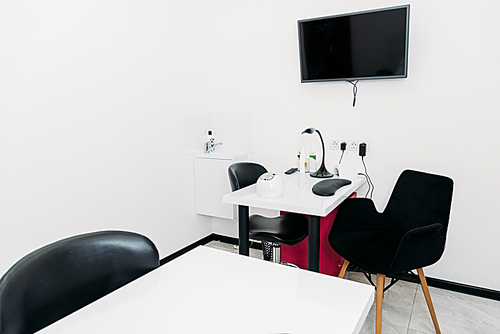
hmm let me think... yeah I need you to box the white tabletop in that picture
[39,246,374,334]
[223,173,366,216]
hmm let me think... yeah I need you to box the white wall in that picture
[1,0,500,292]
[204,0,500,291]
[0,1,212,272]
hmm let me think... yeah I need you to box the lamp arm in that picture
[300,127,332,178]
[316,130,326,166]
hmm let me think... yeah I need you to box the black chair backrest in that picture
[384,170,454,236]
[0,231,159,334]
[228,162,267,191]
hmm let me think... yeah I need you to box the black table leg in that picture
[238,205,250,256]
[308,215,320,272]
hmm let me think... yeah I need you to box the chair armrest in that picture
[333,198,383,233]
[389,223,445,273]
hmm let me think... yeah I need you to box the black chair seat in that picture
[228,162,309,264]
[249,213,308,246]
[329,230,401,274]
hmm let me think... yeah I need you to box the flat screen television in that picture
[298,5,410,83]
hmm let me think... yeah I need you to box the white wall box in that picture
[194,153,247,219]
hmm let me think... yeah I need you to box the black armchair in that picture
[328,170,453,334]
[0,230,160,334]
[228,162,308,264]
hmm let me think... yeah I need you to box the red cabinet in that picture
[280,192,357,276]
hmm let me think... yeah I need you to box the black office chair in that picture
[0,230,160,334]
[228,162,308,265]
[328,170,453,334]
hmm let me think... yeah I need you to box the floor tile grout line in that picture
[407,283,419,333]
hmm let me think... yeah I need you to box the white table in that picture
[223,173,366,271]
[39,246,374,334]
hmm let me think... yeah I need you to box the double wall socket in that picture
[329,139,370,152]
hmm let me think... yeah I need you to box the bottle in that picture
[309,149,317,173]
[207,130,214,144]
[299,146,306,173]
[206,130,215,153]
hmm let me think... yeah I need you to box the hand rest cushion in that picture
[312,178,352,196]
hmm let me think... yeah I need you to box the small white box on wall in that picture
[194,152,247,219]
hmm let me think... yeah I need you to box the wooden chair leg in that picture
[376,273,385,334]
[417,268,441,334]
[338,260,349,278]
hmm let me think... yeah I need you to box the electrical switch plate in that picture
[329,139,370,152]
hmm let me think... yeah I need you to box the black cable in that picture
[339,142,347,164]
[358,172,370,198]
[361,157,374,199]
[361,156,375,199]
[348,80,359,107]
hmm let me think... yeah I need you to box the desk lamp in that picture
[301,127,333,178]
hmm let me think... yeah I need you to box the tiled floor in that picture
[205,240,500,334]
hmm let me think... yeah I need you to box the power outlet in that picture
[329,139,370,152]
[346,140,370,152]
[329,139,339,150]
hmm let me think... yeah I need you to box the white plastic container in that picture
[309,149,317,173]
[256,173,285,198]
[333,164,358,181]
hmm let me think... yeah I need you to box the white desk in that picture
[223,173,366,271]
[39,246,374,334]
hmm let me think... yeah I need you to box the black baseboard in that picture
[210,233,263,250]
[408,273,500,302]
[159,234,213,266]
[159,233,262,266]
[160,233,500,301]
[365,270,500,301]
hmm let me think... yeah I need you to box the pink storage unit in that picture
[280,192,357,277]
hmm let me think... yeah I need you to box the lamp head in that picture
[301,127,316,135]
[299,127,332,178]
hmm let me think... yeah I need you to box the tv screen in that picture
[298,5,410,82]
